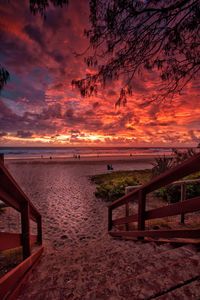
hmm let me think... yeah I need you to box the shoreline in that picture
[5,154,162,165]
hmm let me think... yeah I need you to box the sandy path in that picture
[4,161,163,299]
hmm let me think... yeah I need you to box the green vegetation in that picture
[152,148,200,203]
[90,169,152,202]
[155,171,200,204]
[152,148,197,178]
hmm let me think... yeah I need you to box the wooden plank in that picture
[37,216,42,245]
[173,178,200,185]
[108,207,112,231]
[110,234,200,245]
[112,214,138,226]
[7,248,43,300]
[108,188,139,209]
[109,153,200,209]
[30,204,41,223]
[109,229,200,239]
[0,187,20,211]
[0,162,41,220]
[138,190,146,231]
[0,233,38,251]
[30,235,38,245]
[180,183,186,224]
[145,196,200,220]
[0,232,21,251]
[112,196,200,227]
[125,203,129,231]
[21,202,31,260]
[0,246,44,300]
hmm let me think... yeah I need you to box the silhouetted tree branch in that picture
[0,65,10,93]
[29,0,68,17]
[72,0,200,105]
[0,0,68,92]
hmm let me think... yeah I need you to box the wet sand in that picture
[5,154,155,165]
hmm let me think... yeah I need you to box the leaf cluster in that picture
[73,0,200,105]
[152,147,197,177]
[0,65,10,93]
[29,0,68,17]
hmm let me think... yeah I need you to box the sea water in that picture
[0,146,188,160]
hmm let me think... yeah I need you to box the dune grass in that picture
[90,169,152,201]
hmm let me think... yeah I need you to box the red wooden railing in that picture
[0,161,44,299]
[108,153,200,242]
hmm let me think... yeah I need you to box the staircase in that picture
[16,238,200,299]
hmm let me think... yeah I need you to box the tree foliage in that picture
[0,65,10,93]
[29,0,68,17]
[72,0,200,105]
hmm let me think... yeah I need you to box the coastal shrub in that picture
[155,171,200,204]
[152,156,174,178]
[91,170,152,202]
[152,149,200,203]
[152,148,197,178]
[172,148,197,165]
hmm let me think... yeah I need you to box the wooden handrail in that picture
[0,162,42,257]
[0,246,44,300]
[0,232,38,251]
[0,160,43,298]
[108,153,200,241]
[0,162,41,221]
[108,153,200,209]
[112,196,200,226]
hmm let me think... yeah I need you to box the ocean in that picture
[0,146,189,160]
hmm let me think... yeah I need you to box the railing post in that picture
[180,183,186,224]
[0,153,4,164]
[125,202,129,231]
[108,207,112,231]
[138,190,146,239]
[21,201,31,260]
[37,216,42,245]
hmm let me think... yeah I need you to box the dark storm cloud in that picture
[0,132,7,137]
[24,24,45,48]
[41,103,62,119]
[102,112,135,134]
[16,130,33,138]
[0,101,21,130]
[43,8,72,33]
[0,31,41,70]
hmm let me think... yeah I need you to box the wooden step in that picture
[75,245,198,297]
[116,253,200,299]
[75,251,200,299]
[156,277,200,299]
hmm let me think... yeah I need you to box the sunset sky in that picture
[1,0,200,147]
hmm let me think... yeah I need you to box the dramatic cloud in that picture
[0,1,200,146]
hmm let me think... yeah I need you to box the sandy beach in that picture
[1,157,154,298]
[1,156,200,299]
